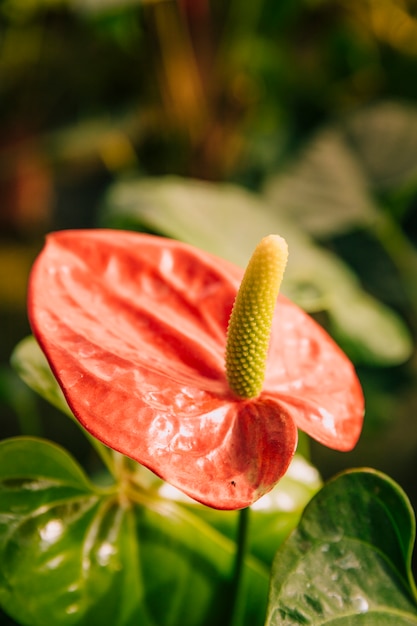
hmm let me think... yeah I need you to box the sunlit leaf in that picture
[264,102,417,238]
[329,292,413,366]
[263,127,378,238]
[99,175,355,308]
[0,437,269,626]
[11,335,73,419]
[342,101,417,191]
[290,246,413,366]
[265,469,417,625]
[100,175,413,365]
[101,175,294,268]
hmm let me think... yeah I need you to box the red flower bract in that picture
[28,230,364,510]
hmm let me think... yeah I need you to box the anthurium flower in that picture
[28,229,364,510]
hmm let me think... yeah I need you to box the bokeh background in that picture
[2,2,417,621]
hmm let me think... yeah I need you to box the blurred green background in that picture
[2,2,417,621]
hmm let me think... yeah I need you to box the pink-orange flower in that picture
[28,230,364,509]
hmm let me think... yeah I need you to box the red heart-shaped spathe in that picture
[28,230,363,509]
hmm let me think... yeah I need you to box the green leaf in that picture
[263,127,378,238]
[11,336,118,474]
[292,246,413,367]
[100,175,413,365]
[342,101,417,191]
[100,175,291,268]
[115,452,321,568]
[329,292,414,366]
[11,335,73,419]
[264,102,417,239]
[0,437,269,626]
[265,469,417,625]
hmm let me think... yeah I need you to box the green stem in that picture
[228,507,250,626]
[375,211,417,314]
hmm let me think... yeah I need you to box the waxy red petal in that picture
[28,230,363,509]
[264,295,364,451]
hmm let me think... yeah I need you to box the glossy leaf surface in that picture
[266,469,417,625]
[0,437,269,626]
[28,230,363,509]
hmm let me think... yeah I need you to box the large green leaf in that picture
[262,103,417,320]
[264,102,417,240]
[265,469,417,625]
[0,437,269,626]
[263,127,378,238]
[100,175,412,365]
[342,101,417,191]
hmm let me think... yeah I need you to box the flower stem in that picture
[227,506,250,626]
